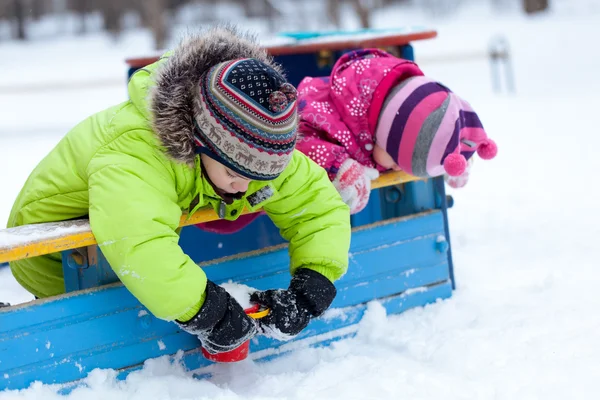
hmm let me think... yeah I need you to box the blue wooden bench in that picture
[0,170,454,391]
[0,29,457,391]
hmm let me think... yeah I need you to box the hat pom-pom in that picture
[269,91,288,113]
[444,153,467,176]
[477,139,498,160]
[280,82,298,102]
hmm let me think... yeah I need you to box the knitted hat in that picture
[375,76,497,178]
[193,58,298,181]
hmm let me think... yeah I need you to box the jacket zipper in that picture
[218,200,226,219]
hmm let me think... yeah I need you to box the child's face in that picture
[200,153,252,195]
[373,145,401,171]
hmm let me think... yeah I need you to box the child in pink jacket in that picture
[296,48,498,214]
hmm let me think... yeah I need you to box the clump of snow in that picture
[220,282,255,310]
[0,220,91,249]
[74,363,83,373]
[321,307,352,322]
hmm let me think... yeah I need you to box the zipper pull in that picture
[218,201,226,219]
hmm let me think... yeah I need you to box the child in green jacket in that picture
[7,26,350,354]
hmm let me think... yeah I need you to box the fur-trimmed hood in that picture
[148,25,283,165]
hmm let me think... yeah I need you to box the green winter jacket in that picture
[7,29,350,322]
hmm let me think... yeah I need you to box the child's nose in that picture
[233,179,249,192]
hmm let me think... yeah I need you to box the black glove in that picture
[250,268,336,340]
[177,281,258,354]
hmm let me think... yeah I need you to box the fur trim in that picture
[150,24,283,165]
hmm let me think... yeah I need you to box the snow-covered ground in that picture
[2,2,600,399]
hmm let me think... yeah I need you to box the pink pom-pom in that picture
[477,139,498,160]
[444,153,467,176]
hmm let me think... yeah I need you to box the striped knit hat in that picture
[375,76,497,178]
[194,58,298,181]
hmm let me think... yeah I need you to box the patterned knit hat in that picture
[375,76,497,178]
[194,58,298,181]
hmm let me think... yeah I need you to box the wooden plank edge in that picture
[124,30,437,68]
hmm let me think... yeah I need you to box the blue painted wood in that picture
[400,43,415,61]
[63,247,119,293]
[62,250,80,292]
[380,180,437,219]
[432,176,456,289]
[350,189,384,228]
[0,211,450,390]
[202,210,446,284]
[178,215,286,264]
[0,285,192,391]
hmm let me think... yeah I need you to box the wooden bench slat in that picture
[263,30,438,56]
[124,30,438,68]
[0,171,420,264]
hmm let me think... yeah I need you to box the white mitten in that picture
[445,157,474,189]
[332,159,380,214]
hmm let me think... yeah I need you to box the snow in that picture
[2,2,600,399]
[220,282,255,309]
[0,220,90,248]
[0,268,34,304]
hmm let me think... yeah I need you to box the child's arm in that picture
[296,121,351,180]
[297,125,379,214]
[88,132,257,350]
[296,76,353,180]
[295,77,379,214]
[87,131,206,322]
[254,151,350,339]
[263,150,351,283]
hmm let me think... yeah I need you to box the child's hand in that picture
[250,269,336,341]
[445,157,474,189]
[332,159,379,214]
[176,281,258,354]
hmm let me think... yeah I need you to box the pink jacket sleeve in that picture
[296,77,352,180]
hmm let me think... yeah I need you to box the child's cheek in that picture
[373,145,400,171]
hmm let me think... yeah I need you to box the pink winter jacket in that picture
[296,49,424,179]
